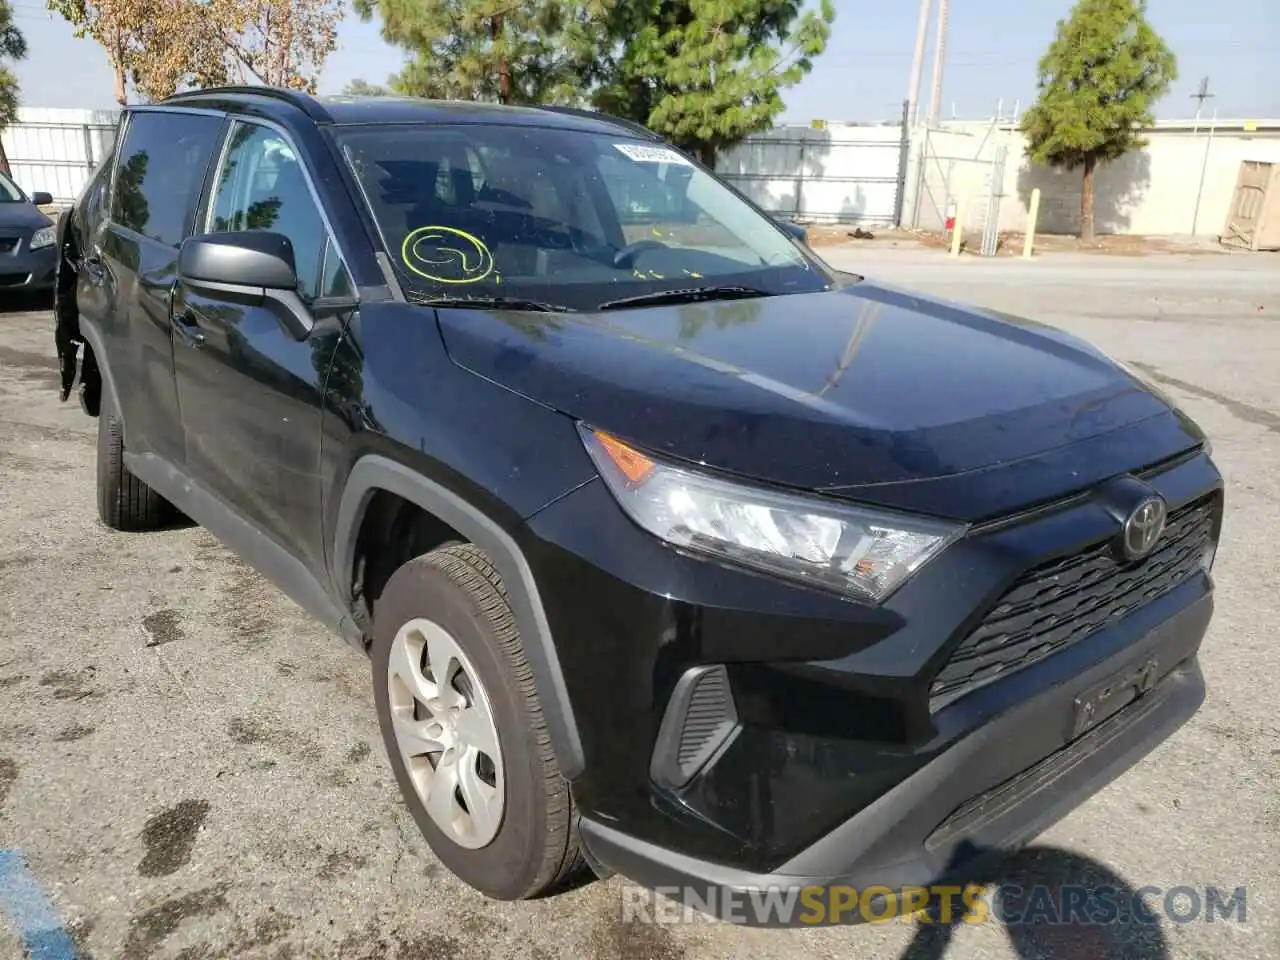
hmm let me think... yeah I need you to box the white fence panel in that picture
[718,123,907,225]
[2,107,121,202]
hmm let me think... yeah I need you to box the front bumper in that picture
[519,442,1221,920]
[0,244,57,292]
[577,593,1209,925]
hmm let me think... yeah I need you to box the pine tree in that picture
[343,78,390,96]
[355,0,833,162]
[593,0,834,168]
[1021,0,1176,242]
[0,1,25,127]
[0,0,26,175]
[354,0,607,105]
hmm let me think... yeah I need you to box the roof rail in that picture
[535,106,662,142]
[162,85,332,122]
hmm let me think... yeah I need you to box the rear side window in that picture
[111,111,222,248]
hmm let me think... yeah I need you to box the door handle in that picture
[173,311,206,347]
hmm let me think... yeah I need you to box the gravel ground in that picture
[1,250,1278,960]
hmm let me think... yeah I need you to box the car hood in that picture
[435,283,1204,521]
[0,201,52,231]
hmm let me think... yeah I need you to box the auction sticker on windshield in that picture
[613,143,692,165]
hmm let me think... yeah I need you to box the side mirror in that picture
[775,217,808,245]
[178,232,313,339]
[31,191,54,207]
[179,231,298,290]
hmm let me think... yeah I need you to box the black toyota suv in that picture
[52,87,1223,920]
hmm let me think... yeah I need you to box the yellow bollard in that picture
[949,198,964,257]
[1023,188,1041,259]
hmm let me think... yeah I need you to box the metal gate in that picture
[717,114,911,227]
[911,124,1009,255]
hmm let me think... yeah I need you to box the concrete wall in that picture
[909,120,1280,238]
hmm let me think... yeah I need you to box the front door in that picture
[171,119,354,578]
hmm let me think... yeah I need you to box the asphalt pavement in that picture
[1,248,1278,960]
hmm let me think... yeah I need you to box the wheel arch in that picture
[333,454,585,781]
[75,317,120,424]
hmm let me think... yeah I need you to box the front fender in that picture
[332,454,586,781]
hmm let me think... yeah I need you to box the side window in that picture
[319,237,352,299]
[205,122,349,302]
[111,111,223,247]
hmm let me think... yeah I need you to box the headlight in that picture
[28,226,55,250]
[580,425,964,604]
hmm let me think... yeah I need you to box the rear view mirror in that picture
[31,191,54,207]
[179,231,299,290]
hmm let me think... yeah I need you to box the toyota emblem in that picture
[1121,496,1167,561]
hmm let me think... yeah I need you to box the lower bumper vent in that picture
[650,665,740,790]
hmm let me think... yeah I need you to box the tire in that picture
[95,390,174,531]
[371,542,584,900]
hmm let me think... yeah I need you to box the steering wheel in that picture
[613,238,669,268]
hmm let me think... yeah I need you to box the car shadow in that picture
[899,841,1170,960]
[0,289,54,314]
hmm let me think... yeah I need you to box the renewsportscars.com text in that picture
[620,883,1248,927]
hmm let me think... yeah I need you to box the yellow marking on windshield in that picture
[401,225,495,284]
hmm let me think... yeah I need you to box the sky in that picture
[9,0,1279,123]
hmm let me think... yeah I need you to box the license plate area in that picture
[1070,655,1160,740]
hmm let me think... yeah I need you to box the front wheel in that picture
[371,543,584,899]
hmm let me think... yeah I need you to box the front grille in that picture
[0,237,18,255]
[930,494,1217,706]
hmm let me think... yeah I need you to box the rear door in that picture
[172,117,355,576]
[94,107,226,466]
[55,149,114,402]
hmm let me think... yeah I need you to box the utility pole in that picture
[906,0,934,127]
[927,0,949,127]
[1191,77,1214,134]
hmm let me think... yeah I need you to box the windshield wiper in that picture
[596,285,773,311]
[409,293,573,313]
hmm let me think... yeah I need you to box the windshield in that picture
[337,123,830,311]
[0,172,25,203]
